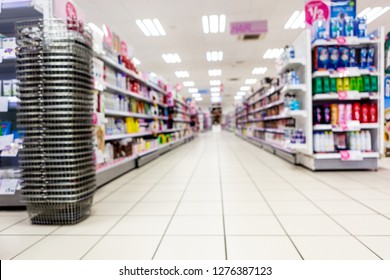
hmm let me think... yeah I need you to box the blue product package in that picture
[316,46,329,70]
[367,47,375,68]
[314,19,326,40]
[330,18,339,38]
[339,46,349,68]
[360,47,368,69]
[358,17,367,38]
[328,47,340,70]
[350,48,357,67]
[345,17,354,37]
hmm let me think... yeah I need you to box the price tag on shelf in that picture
[0,179,19,195]
[340,150,363,161]
[336,37,347,44]
[338,91,348,100]
[339,122,348,131]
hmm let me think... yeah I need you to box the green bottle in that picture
[371,76,378,92]
[350,77,357,91]
[323,77,330,93]
[363,75,371,92]
[357,76,364,92]
[330,78,337,93]
[313,77,323,94]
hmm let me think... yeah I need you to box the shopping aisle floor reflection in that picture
[2,131,390,260]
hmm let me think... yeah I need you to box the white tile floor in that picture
[1,131,390,260]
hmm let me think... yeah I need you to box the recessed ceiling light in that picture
[206,51,223,62]
[240,86,251,91]
[210,80,221,86]
[211,92,220,97]
[234,96,243,100]
[188,88,198,93]
[358,7,390,24]
[202,14,226,34]
[210,87,220,92]
[284,10,305,29]
[183,81,195,87]
[252,67,268,75]
[245,79,257,85]
[263,48,284,59]
[175,71,190,78]
[237,91,246,96]
[136,18,166,37]
[208,69,222,77]
[132,57,141,66]
[195,96,203,101]
[162,53,181,64]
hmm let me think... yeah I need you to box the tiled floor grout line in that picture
[78,143,199,260]
[306,169,390,198]
[235,134,384,260]
[226,135,305,260]
[93,143,193,206]
[216,135,228,260]
[151,141,209,260]
[299,165,390,222]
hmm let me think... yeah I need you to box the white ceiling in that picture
[75,0,390,111]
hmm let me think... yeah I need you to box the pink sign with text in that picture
[230,20,268,35]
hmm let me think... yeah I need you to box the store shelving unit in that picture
[235,30,310,164]
[297,29,384,170]
[0,2,43,207]
[235,28,385,170]
[93,39,195,186]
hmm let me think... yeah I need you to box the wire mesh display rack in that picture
[16,19,96,225]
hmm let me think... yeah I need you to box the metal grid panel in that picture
[16,19,96,225]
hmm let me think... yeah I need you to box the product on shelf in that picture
[313,102,377,126]
[313,46,377,72]
[312,75,378,95]
[314,130,372,153]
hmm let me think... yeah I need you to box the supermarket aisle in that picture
[1,131,390,260]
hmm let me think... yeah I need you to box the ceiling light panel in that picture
[237,91,246,96]
[210,80,221,86]
[208,69,222,77]
[358,7,390,24]
[183,81,195,87]
[211,92,220,97]
[162,53,181,63]
[210,87,220,92]
[245,79,257,85]
[240,86,251,91]
[136,18,166,37]
[202,14,226,34]
[234,96,243,100]
[284,10,305,29]
[207,51,223,62]
[263,48,284,59]
[252,67,268,75]
[175,71,190,78]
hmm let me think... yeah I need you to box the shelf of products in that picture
[0,3,43,208]
[235,2,385,171]
[89,23,197,187]
[384,32,390,157]
[235,30,310,159]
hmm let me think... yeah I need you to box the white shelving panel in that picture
[296,28,385,170]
